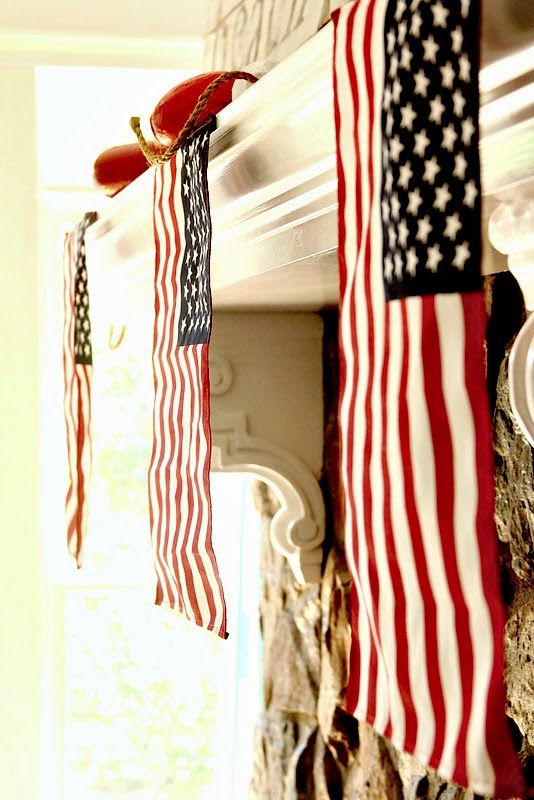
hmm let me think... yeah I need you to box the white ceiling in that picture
[1,0,207,40]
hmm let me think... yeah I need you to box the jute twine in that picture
[130,70,259,166]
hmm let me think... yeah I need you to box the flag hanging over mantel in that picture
[148,118,228,639]
[63,211,98,568]
[332,0,524,797]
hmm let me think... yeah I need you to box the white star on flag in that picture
[414,69,430,96]
[407,187,423,215]
[464,179,478,208]
[452,89,466,117]
[422,35,440,63]
[434,183,452,212]
[398,218,409,248]
[414,128,430,157]
[400,44,413,70]
[427,243,443,271]
[406,246,418,275]
[410,11,422,36]
[399,161,413,189]
[444,212,462,240]
[442,123,458,152]
[424,156,441,184]
[417,215,433,244]
[451,25,463,53]
[431,0,449,27]
[395,0,407,19]
[400,103,417,131]
[391,192,401,220]
[394,251,404,278]
[429,95,446,124]
[453,241,471,269]
[459,53,471,82]
[453,151,468,180]
[440,61,455,89]
[461,117,475,146]
[390,135,405,162]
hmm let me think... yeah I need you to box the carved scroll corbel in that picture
[209,311,326,584]
[211,412,325,584]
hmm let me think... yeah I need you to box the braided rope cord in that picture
[130,70,259,166]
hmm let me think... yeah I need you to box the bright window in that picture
[37,66,263,800]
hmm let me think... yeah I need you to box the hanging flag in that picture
[148,119,228,639]
[63,211,97,568]
[332,1,524,797]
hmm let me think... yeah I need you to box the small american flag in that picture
[63,211,97,568]
[332,0,523,796]
[148,120,228,638]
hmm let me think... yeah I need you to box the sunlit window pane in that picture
[64,589,232,800]
[37,66,263,800]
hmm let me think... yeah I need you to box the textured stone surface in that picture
[494,355,534,583]
[342,723,404,800]
[249,303,533,797]
[494,353,534,756]
[504,585,534,747]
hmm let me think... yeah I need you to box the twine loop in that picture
[130,70,259,167]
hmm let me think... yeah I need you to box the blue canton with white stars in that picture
[74,211,97,365]
[381,0,481,301]
[177,121,214,346]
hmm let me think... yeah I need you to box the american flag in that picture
[148,120,228,639]
[332,1,524,796]
[63,211,97,568]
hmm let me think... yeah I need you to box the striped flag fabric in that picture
[148,120,228,639]
[63,211,97,568]
[332,1,524,796]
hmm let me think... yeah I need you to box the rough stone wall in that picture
[494,356,534,764]
[249,290,533,799]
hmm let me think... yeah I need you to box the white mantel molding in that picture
[86,23,534,311]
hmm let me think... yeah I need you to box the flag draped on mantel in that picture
[148,118,228,639]
[332,0,524,797]
[63,211,98,568]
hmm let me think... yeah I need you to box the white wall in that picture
[0,66,41,798]
[0,40,206,799]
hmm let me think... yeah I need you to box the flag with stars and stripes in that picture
[63,211,97,568]
[332,0,524,796]
[148,119,228,639]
